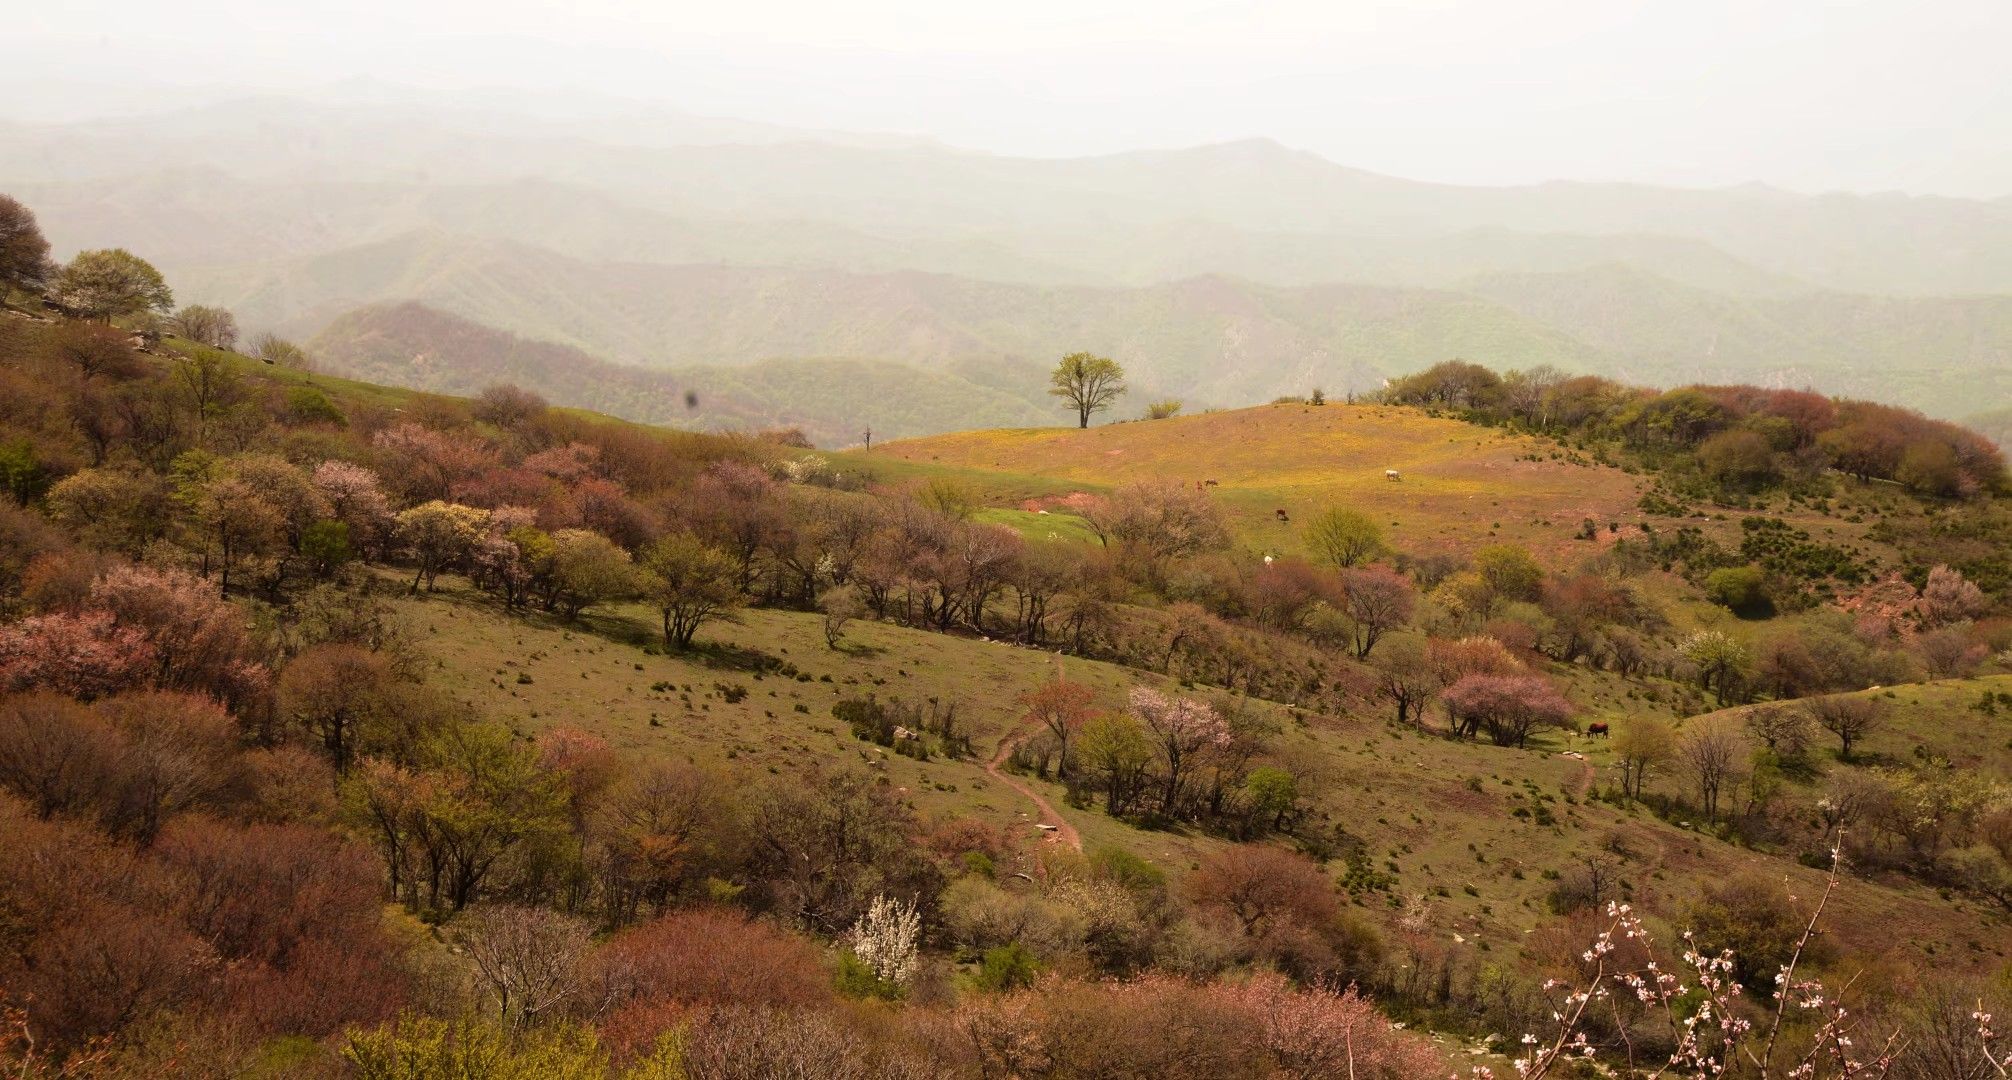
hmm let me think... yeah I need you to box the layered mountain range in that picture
[8,91,2010,441]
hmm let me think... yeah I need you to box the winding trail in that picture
[985,727,1084,851]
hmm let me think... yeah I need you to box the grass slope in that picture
[400,577,2006,972]
[865,402,1652,566]
[1676,675,2012,779]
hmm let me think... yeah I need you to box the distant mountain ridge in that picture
[9,92,2012,431]
[227,232,1603,408]
[8,95,2012,295]
[227,231,2012,419]
[307,301,1057,446]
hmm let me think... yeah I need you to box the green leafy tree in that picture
[1242,766,1300,833]
[1703,565,1771,616]
[0,440,48,506]
[971,942,1041,991]
[1303,507,1386,569]
[1077,711,1155,817]
[547,528,637,619]
[52,248,174,321]
[1049,352,1127,428]
[395,501,490,593]
[639,532,741,649]
[1474,543,1544,603]
[1697,429,1780,492]
[414,723,570,912]
[1896,440,1962,496]
[301,520,355,578]
[1613,717,1675,801]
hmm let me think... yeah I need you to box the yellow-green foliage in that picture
[346,1015,686,1080]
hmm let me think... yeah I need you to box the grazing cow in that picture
[1204,479,1219,487]
[1587,722,1610,737]
[1385,469,1402,481]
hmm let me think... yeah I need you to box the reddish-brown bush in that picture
[589,907,832,1020]
[0,694,124,819]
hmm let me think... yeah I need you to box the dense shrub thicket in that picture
[2,206,2009,1078]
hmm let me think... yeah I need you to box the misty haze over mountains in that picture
[9,89,2012,442]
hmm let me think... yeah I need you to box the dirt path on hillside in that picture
[1573,757,1596,798]
[986,728,1084,851]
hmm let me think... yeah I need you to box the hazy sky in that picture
[14,0,2011,196]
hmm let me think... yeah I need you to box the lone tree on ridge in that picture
[1049,352,1126,428]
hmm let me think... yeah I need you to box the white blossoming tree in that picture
[848,893,922,988]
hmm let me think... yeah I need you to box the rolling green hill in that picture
[307,302,1057,445]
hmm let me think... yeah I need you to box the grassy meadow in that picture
[395,575,2007,976]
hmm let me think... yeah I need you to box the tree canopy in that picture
[1303,507,1385,569]
[1048,352,1126,428]
[52,249,174,322]
[0,194,54,294]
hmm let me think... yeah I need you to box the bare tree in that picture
[1082,481,1229,581]
[818,585,867,648]
[169,305,240,350]
[474,384,548,429]
[1743,703,1816,762]
[1340,565,1415,658]
[249,331,312,369]
[1805,695,1884,761]
[458,904,594,1029]
[1373,637,1441,725]
[1677,715,1749,822]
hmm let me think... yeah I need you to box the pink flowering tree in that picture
[91,564,270,713]
[311,460,394,559]
[1440,673,1574,747]
[0,610,156,699]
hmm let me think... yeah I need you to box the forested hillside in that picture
[4,196,2012,1079]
